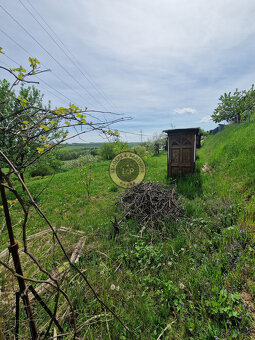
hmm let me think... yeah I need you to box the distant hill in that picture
[61,142,139,151]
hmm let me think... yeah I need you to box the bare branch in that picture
[0,151,136,339]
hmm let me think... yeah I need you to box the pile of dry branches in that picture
[118,181,184,227]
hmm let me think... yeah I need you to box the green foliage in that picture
[133,145,146,156]
[140,141,151,152]
[0,57,120,176]
[99,143,115,160]
[206,289,242,322]
[0,79,61,171]
[99,141,129,160]
[28,152,61,177]
[119,239,164,270]
[212,89,243,123]
[56,148,92,161]
[212,85,255,123]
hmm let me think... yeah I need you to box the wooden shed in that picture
[163,128,200,177]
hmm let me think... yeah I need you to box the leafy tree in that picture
[212,85,255,124]
[0,60,124,171]
[211,89,244,124]
[149,133,167,155]
[241,84,255,121]
[0,80,56,180]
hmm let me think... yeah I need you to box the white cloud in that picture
[1,0,255,141]
[200,115,212,123]
[174,108,197,114]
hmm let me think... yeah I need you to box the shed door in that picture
[168,134,195,176]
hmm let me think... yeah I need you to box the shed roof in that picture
[163,128,200,135]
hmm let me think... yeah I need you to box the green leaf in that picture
[29,57,40,69]
[0,47,4,54]
[40,124,50,131]
[55,107,68,115]
[36,147,44,153]
[69,104,80,112]
[11,68,20,72]
[11,66,26,73]
[18,96,29,103]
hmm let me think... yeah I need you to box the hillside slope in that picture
[198,122,255,224]
[1,127,255,339]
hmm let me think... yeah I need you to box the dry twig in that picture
[118,181,184,229]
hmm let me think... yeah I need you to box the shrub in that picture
[28,152,61,177]
[99,141,129,160]
[134,145,146,155]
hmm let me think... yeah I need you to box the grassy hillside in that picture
[1,125,255,339]
[198,122,255,223]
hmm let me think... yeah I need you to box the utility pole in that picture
[140,129,143,143]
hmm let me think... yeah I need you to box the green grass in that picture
[1,129,255,339]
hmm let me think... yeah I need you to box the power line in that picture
[0,3,104,109]
[35,77,72,104]
[22,0,119,112]
[1,58,68,105]
[17,0,105,110]
[0,60,149,139]
[2,53,79,106]
[117,130,152,137]
[2,54,123,123]
[0,27,93,107]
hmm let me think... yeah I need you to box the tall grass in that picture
[1,125,255,339]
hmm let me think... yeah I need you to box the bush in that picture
[134,145,146,156]
[90,148,99,156]
[99,143,116,160]
[56,149,89,161]
[99,141,129,160]
[28,152,61,177]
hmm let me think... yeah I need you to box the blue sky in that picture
[1,0,255,142]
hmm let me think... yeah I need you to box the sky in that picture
[1,0,255,142]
